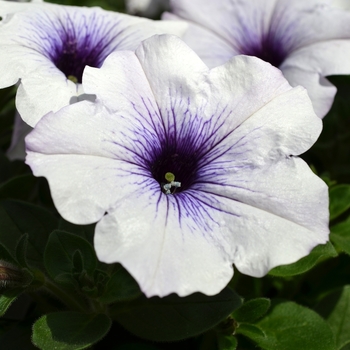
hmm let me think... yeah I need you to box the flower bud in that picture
[0,260,25,289]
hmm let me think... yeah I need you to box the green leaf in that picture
[232,298,270,323]
[0,200,58,269]
[15,233,29,268]
[0,174,37,201]
[115,344,161,350]
[269,242,337,277]
[329,185,350,220]
[44,230,97,281]
[0,243,17,265]
[32,312,112,350]
[235,323,266,339]
[0,288,22,317]
[113,287,242,342]
[98,266,141,304]
[252,301,335,350]
[331,217,350,255]
[315,286,350,350]
[217,334,238,350]
[58,218,95,244]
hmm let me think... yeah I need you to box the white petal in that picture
[83,51,160,120]
[94,191,234,297]
[25,100,159,224]
[135,35,292,132]
[199,174,328,278]
[16,66,81,127]
[281,40,350,118]
[162,12,237,68]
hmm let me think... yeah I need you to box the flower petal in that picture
[281,40,350,118]
[135,35,292,132]
[94,191,234,297]
[25,100,159,224]
[162,12,237,67]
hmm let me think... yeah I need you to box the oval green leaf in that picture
[232,298,270,323]
[98,266,141,304]
[253,301,335,350]
[113,287,242,342]
[331,217,350,255]
[0,200,58,269]
[44,230,97,280]
[315,286,350,350]
[0,174,37,201]
[329,185,350,220]
[0,288,22,317]
[32,312,111,350]
[269,242,337,277]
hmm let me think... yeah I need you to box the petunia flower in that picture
[25,35,329,297]
[163,0,350,118]
[125,0,169,19]
[0,0,186,126]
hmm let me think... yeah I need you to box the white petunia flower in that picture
[25,35,329,297]
[163,0,350,118]
[0,0,186,126]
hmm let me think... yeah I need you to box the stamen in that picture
[162,172,181,194]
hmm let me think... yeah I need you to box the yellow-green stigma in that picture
[67,75,78,84]
[165,172,175,182]
[163,172,181,194]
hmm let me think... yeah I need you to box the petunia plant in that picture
[0,0,350,350]
[26,34,329,298]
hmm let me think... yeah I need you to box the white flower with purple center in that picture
[0,0,186,126]
[163,0,350,118]
[25,35,329,297]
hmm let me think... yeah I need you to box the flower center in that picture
[240,35,287,68]
[242,38,287,67]
[150,147,199,194]
[51,38,103,84]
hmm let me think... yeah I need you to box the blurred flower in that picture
[164,0,350,118]
[6,111,32,160]
[0,0,186,126]
[126,0,169,18]
[26,35,329,297]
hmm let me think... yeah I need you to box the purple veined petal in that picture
[0,1,187,126]
[94,191,234,298]
[135,35,292,134]
[26,35,329,297]
[166,0,350,118]
[25,95,162,224]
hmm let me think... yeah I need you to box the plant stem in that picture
[43,279,87,313]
